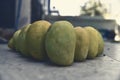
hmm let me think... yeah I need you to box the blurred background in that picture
[0,0,120,43]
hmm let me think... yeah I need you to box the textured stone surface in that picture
[0,42,120,80]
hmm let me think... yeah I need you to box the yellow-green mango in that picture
[26,20,51,61]
[74,27,89,61]
[84,26,99,59]
[96,30,104,56]
[18,24,31,56]
[12,29,21,51]
[8,38,14,49]
[45,21,76,66]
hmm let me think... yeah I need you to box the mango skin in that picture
[84,27,99,59]
[74,27,89,61]
[26,20,51,61]
[18,24,31,57]
[45,21,76,66]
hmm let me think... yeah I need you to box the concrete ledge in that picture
[44,16,117,30]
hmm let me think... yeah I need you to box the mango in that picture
[12,29,21,51]
[26,20,51,61]
[8,38,14,49]
[45,21,76,66]
[96,29,104,56]
[84,26,99,59]
[74,27,89,61]
[18,24,31,56]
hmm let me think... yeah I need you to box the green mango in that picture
[45,21,76,66]
[12,29,21,51]
[74,27,89,61]
[26,20,51,61]
[84,26,99,59]
[18,24,31,56]
[96,30,104,56]
[8,37,14,50]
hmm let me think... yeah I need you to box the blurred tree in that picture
[80,0,107,16]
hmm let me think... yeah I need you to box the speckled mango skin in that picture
[45,21,76,66]
[12,29,21,51]
[18,24,31,57]
[74,27,89,61]
[26,20,51,61]
[84,27,99,59]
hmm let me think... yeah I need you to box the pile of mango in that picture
[8,20,104,66]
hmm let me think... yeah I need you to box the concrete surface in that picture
[0,42,120,80]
